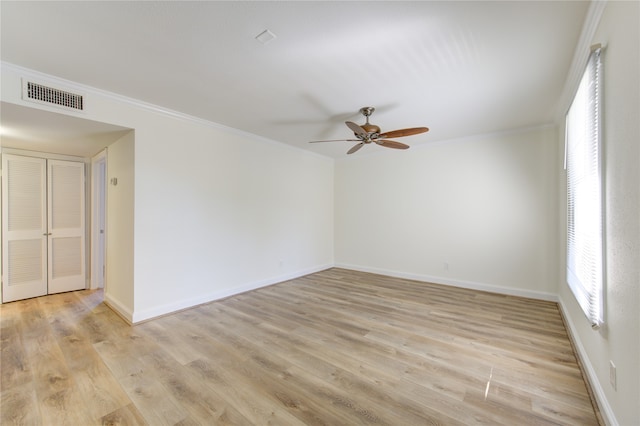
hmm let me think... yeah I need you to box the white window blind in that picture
[565,45,603,329]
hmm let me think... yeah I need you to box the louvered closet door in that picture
[2,155,48,302]
[47,160,86,294]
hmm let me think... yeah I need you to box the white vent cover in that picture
[22,80,84,111]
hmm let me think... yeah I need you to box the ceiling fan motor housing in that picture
[361,122,380,132]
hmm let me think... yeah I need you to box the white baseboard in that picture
[121,260,557,321]
[558,296,618,426]
[130,263,333,323]
[334,263,558,302]
[103,293,134,324]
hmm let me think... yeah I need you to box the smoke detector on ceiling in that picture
[255,29,277,45]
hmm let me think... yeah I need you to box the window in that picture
[565,45,603,329]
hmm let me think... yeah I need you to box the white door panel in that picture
[2,155,86,302]
[47,160,85,294]
[2,155,48,302]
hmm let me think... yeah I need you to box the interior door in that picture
[47,159,86,294]
[1,154,48,302]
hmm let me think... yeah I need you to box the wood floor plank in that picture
[117,371,188,426]
[35,292,133,421]
[138,320,203,366]
[0,383,40,425]
[186,357,309,426]
[0,322,32,393]
[197,305,434,425]
[138,349,251,425]
[0,268,600,425]
[99,403,148,426]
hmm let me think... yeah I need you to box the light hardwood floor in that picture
[1,268,600,425]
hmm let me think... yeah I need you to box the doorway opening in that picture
[1,102,131,303]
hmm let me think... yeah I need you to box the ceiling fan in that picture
[309,107,429,154]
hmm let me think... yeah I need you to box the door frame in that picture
[90,149,107,290]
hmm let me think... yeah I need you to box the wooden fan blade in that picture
[379,127,429,138]
[345,121,368,138]
[347,142,365,154]
[376,139,410,150]
[309,139,359,143]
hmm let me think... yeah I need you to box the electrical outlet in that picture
[443,262,449,271]
[609,360,617,390]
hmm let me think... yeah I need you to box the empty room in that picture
[0,1,638,425]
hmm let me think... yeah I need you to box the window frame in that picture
[565,45,604,329]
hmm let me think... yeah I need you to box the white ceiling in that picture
[0,1,590,158]
[0,102,131,158]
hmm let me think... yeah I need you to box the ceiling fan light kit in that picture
[309,106,429,154]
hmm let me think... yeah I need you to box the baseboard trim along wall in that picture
[558,296,618,426]
[103,293,134,325]
[334,263,558,302]
[129,263,334,324]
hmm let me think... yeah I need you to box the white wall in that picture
[131,119,334,321]
[105,131,135,320]
[335,126,559,299]
[557,1,640,425]
[1,62,334,323]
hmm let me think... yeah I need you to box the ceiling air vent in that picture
[23,81,84,111]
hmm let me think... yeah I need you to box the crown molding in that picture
[1,61,330,161]
[554,0,607,122]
